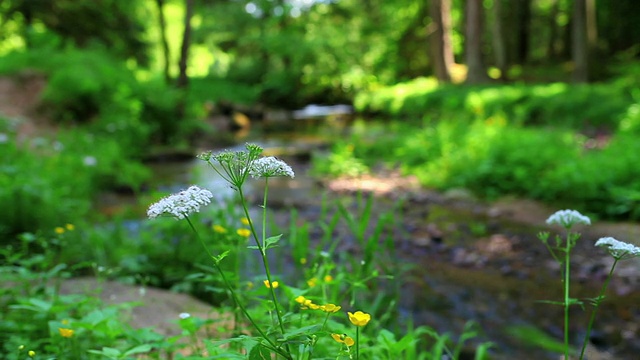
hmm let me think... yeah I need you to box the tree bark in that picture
[428,0,454,83]
[176,0,194,90]
[465,0,490,84]
[155,0,172,84]
[572,0,596,82]
[490,0,507,80]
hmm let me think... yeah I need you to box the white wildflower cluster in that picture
[546,209,591,229]
[147,185,213,219]
[248,157,295,179]
[595,237,640,260]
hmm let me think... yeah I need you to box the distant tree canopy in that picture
[0,0,639,107]
[0,0,149,65]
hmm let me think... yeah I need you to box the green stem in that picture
[356,327,360,360]
[563,235,571,360]
[579,258,619,360]
[184,216,291,359]
[238,183,289,345]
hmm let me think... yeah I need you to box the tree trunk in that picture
[176,0,194,121]
[428,0,454,83]
[572,0,596,82]
[155,0,171,83]
[176,0,194,90]
[490,0,507,80]
[465,0,489,84]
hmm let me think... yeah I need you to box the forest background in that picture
[2,1,640,359]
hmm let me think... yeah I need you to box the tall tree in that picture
[465,0,490,84]
[155,0,172,83]
[572,0,597,82]
[176,0,194,121]
[489,0,507,80]
[177,0,194,89]
[428,0,454,83]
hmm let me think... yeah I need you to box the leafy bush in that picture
[355,78,634,131]
[0,119,149,239]
[313,117,640,220]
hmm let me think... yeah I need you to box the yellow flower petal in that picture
[213,225,227,233]
[58,328,74,338]
[263,280,279,289]
[348,311,371,326]
[54,227,65,234]
[241,217,250,226]
[65,224,75,231]
[237,228,251,237]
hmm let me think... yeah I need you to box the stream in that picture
[109,119,640,360]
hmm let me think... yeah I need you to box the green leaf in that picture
[507,325,573,354]
[248,343,271,360]
[87,347,122,359]
[124,344,152,356]
[264,234,282,249]
[213,250,230,264]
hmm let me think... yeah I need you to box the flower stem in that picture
[184,216,290,359]
[356,327,360,360]
[563,235,571,360]
[579,258,619,360]
[238,184,288,342]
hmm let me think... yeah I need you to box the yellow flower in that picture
[237,228,251,237]
[308,303,320,310]
[213,225,227,233]
[241,217,250,226]
[320,303,341,313]
[348,311,371,327]
[324,275,333,282]
[300,257,307,265]
[58,328,74,338]
[263,280,279,289]
[294,295,306,304]
[28,350,36,357]
[65,224,75,231]
[307,277,317,288]
[331,333,355,347]
[55,227,65,234]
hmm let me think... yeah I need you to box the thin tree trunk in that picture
[176,0,194,121]
[465,0,489,84]
[429,0,454,83]
[572,0,588,82]
[156,0,172,84]
[490,0,507,80]
[177,0,194,90]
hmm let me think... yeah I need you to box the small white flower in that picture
[595,237,640,260]
[147,185,213,219]
[248,157,295,178]
[83,156,97,167]
[0,133,8,144]
[546,209,591,228]
[179,312,191,319]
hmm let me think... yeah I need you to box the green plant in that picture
[146,143,492,359]
[537,209,640,359]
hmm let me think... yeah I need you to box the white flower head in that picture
[595,237,640,260]
[147,185,213,220]
[546,209,591,229]
[179,312,191,319]
[83,156,97,167]
[248,157,295,179]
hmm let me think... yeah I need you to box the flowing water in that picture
[103,119,640,360]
